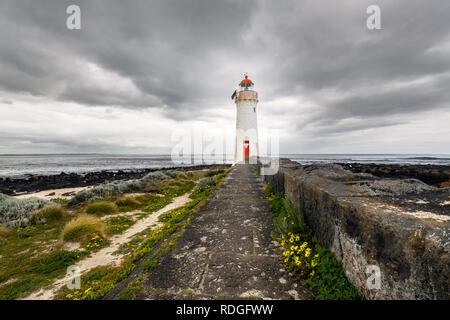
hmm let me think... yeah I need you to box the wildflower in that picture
[305,248,311,258]
[311,260,317,267]
[310,271,315,277]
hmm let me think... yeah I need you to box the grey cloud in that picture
[0,0,449,152]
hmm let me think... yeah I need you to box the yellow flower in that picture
[311,260,317,267]
[310,271,315,277]
[305,248,311,258]
[284,257,289,263]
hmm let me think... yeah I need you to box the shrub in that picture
[142,171,169,182]
[0,193,54,228]
[85,201,118,215]
[176,173,188,180]
[62,215,106,242]
[115,197,141,212]
[68,181,144,206]
[33,206,66,222]
[140,179,162,193]
[197,177,216,190]
[272,196,308,236]
[164,170,180,178]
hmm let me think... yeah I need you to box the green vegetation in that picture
[0,220,90,300]
[33,206,66,222]
[54,167,230,300]
[160,179,195,197]
[0,167,228,300]
[105,215,135,235]
[68,181,143,206]
[85,201,118,215]
[61,215,106,243]
[197,177,216,190]
[137,194,172,213]
[0,194,54,228]
[0,225,11,240]
[114,275,146,300]
[115,196,141,212]
[265,184,361,300]
[54,264,135,300]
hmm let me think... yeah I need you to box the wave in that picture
[404,157,450,160]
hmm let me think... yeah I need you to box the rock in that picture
[0,164,231,196]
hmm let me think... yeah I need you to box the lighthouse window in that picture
[253,107,256,112]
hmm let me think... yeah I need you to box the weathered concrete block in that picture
[262,159,449,300]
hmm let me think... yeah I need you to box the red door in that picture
[243,140,249,163]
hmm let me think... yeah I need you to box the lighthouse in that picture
[232,74,259,164]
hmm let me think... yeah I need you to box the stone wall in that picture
[260,159,449,300]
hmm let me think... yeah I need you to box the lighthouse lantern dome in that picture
[239,74,254,90]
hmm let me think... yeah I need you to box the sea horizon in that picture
[1,153,449,179]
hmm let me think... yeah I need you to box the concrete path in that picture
[136,164,310,300]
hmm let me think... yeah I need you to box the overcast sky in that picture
[0,0,449,154]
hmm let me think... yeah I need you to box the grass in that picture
[114,275,145,300]
[115,196,141,212]
[0,225,11,240]
[33,206,66,222]
[54,167,229,300]
[61,215,106,243]
[0,218,90,300]
[105,215,135,235]
[85,201,118,216]
[0,167,227,300]
[264,183,361,300]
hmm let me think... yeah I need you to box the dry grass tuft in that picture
[62,215,106,243]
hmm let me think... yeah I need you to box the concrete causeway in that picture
[136,164,310,300]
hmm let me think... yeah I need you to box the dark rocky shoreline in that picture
[338,163,450,188]
[1,162,449,197]
[0,164,231,196]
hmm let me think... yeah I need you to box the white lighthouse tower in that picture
[232,74,259,164]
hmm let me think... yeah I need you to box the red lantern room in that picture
[239,74,254,90]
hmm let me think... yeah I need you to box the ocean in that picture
[0,154,449,179]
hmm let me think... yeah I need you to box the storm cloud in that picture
[0,0,449,153]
